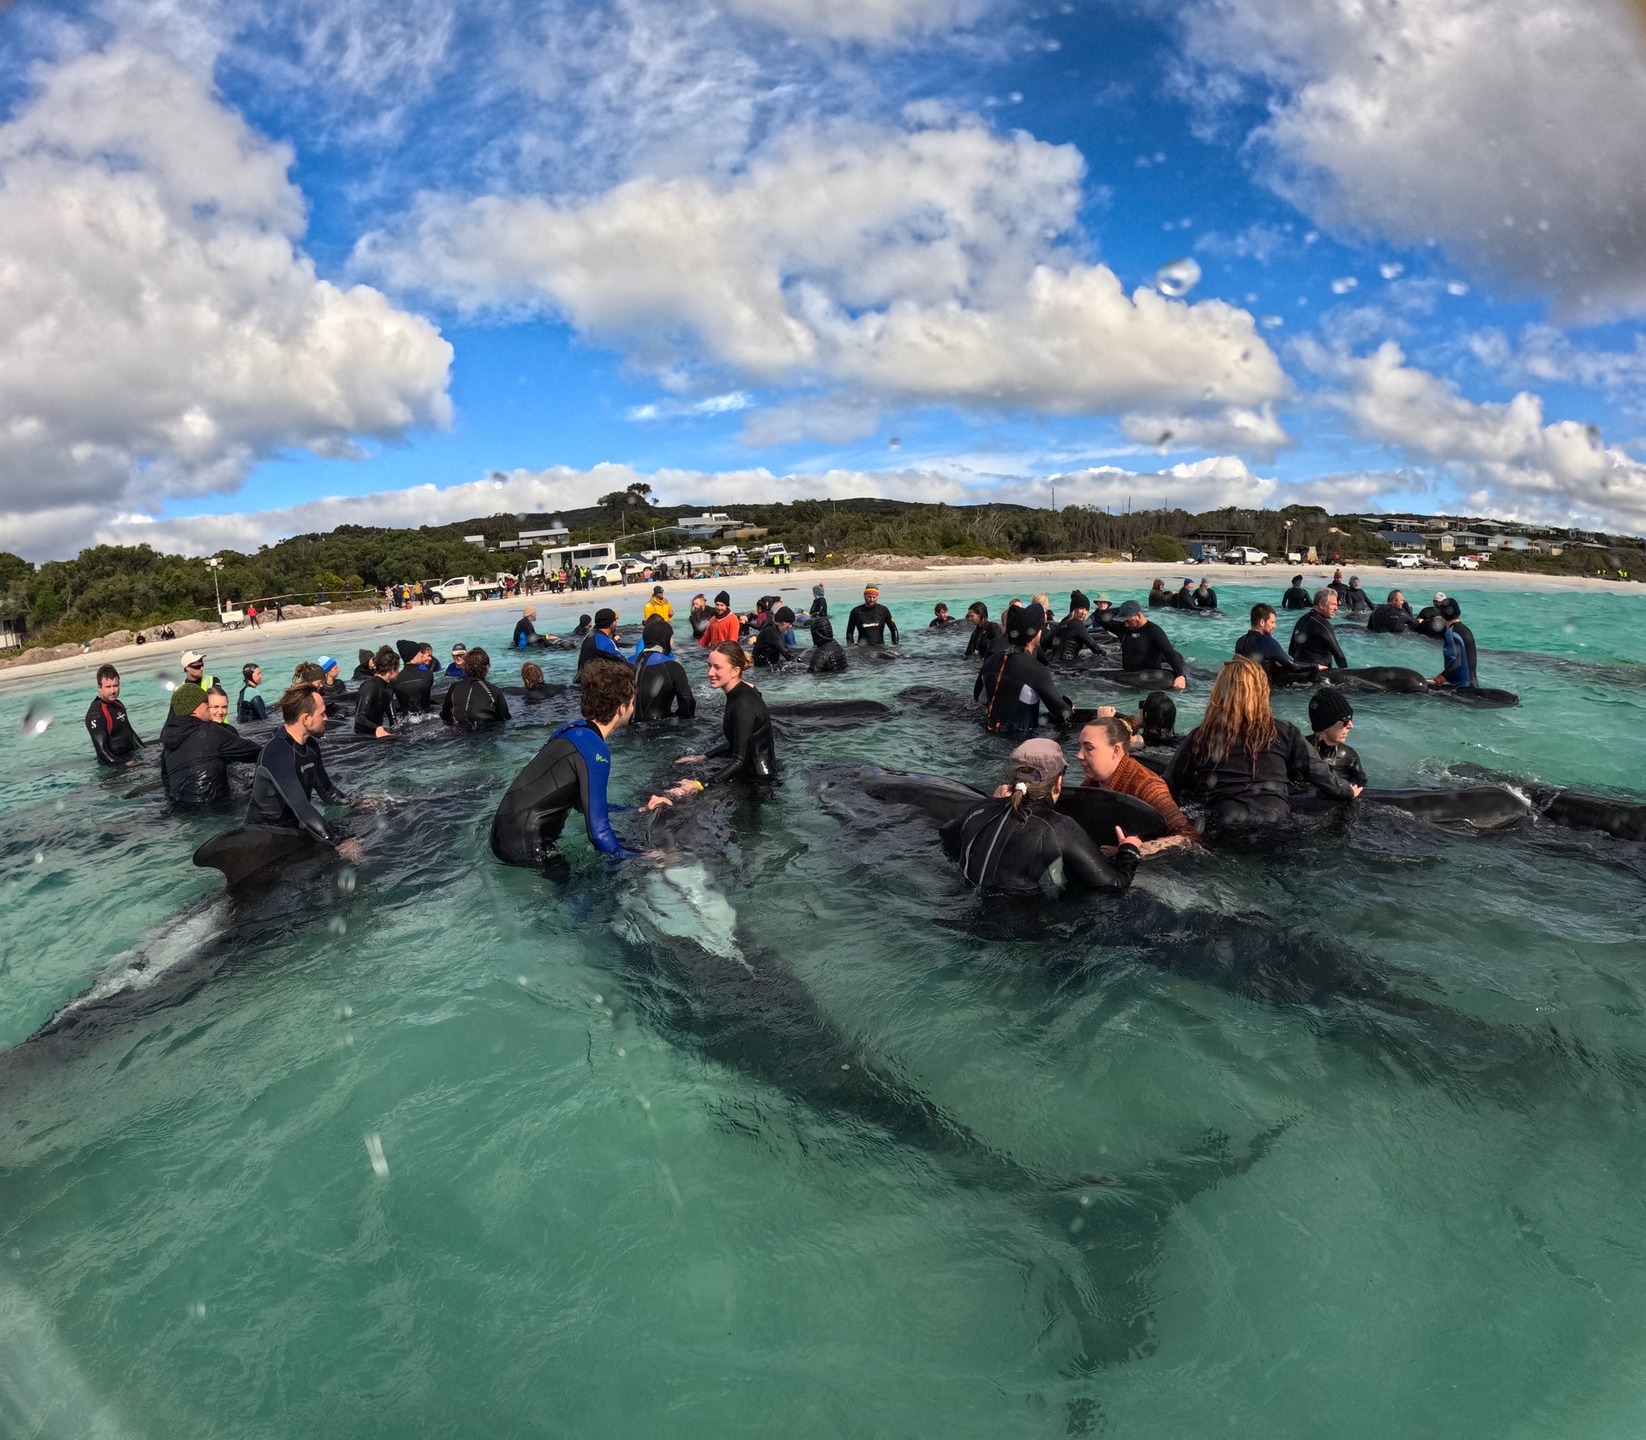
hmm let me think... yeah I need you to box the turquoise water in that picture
[2,577,1645,1439]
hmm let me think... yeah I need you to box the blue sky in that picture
[1,0,1645,558]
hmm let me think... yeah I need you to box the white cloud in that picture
[738,397,882,447]
[1047,454,1278,514]
[1305,340,1646,530]
[626,391,752,421]
[0,45,452,523]
[358,123,1287,419]
[721,0,988,42]
[1120,404,1290,460]
[1173,0,1646,318]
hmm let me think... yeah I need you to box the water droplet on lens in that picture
[516,974,529,987]
[1153,257,1201,298]
[616,1046,627,1057]
[335,1004,353,1021]
[327,916,347,937]
[592,993,603,1004]
[155,671,177,692]
[1446,280,1469,296]
[20,703,52,737]
[364,1132,389,1178]
[336,867,357,896]
[1564,620,1577,635]
[1068,1216,1086,1234]
[187,1301,207,1319]
[33,852,43,865]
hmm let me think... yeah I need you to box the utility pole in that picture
[205,556,223,618]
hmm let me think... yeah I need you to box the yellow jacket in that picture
[642,598,674,622]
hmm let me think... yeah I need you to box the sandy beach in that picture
[1,556,1639,691]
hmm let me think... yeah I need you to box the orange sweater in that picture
[1089,755,1199,839]
[698,613,743,647]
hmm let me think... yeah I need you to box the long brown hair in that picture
[1188,658,1277,765]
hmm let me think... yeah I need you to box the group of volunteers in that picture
[80,569,1487,900]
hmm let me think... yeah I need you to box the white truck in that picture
[430,574,505,603]
[1224,546,1269,565]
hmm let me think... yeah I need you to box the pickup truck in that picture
[429,575,505,603]
[1385,552,1422,569]
[588,562,626,586]
[1224,546,1268,565]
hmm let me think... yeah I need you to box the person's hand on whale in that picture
[336,836,363,864]
[674,753,707,765]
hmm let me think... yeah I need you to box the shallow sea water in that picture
[2,576,1645,1439]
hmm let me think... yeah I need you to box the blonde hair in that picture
[1189,658,1277,766]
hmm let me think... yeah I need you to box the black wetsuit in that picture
[1163,719,1354,828]
[751,622,796,668]
[1341,586,1372,614]
[976,649,1072,734]
[1047,616,1106,663]
[845,603,898,645]
[1366,603,1415,634]
[807,638,848,673]
[1281,584,1312,610]
[160,712,261,805]
[237,686,268,724]
[392,665,436,715]
[490,719,634,866]
[1289,609,1348,669]
[353,674,398,735]
[1309,733,1367,788]
[1328,579,1350,603]
[1234,629,1318,684]
[85,694,141,765]
[441,678,512,730]
[1193,586,1218,610]
[513,616,546,648]
[703,682,778,786]
[520,683,561,705]
[965,621,1003,659]
[1148,588,1171,609]
[635,650,697,720]
[939,798,1140,895]
[246,730,346,845]
[319,677,349,705]
[1118,622,1187,678]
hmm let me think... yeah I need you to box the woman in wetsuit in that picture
[940,738,1143,895]
[1163,657,1360,830]
[441,647,512,730]
[673,641,778,788]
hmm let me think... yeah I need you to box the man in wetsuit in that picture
[353,646,399,737]
[445,644,468,678]
[752,607,800,668]
[578,608,628,673]
[976,604,1073,735]
[316,657,349,704]
[247,684,361,861]
[490,660,677,866]
[1281,575,1312,610]
[1172,579,1197,609]
[1047,592,1108,664]
[929,603,957,628]
[1432,599,1475,688]
[85,663,142,765]
[845,586,899,646]
[1235,603,1324,685]
[392,642,437,714]
[238,664,268,723]
[160,683,261,804]
[808,584,827,619]
[1327,569,1350,603]
[1289,588,1349,670]
[514,606,552,649]
[634,618,697,720]
[1112,601,1188,690]
[1366,590,1416,634]
[1342,576,1373,614]
[1193,579,1218,610]
[1306,688,1367,787]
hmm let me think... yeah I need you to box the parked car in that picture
[1385,552,1422,569]
[1451,555,1480,570]
[588,562,626,586]
[430,575,505,603]
[1224,546,1269,564]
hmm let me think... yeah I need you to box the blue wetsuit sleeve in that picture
[567,724,636,857]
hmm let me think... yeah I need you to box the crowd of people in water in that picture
[82,570,1502,896]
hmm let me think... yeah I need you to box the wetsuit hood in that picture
[642,617,674,651]
[811,616,835,643]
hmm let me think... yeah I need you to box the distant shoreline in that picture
[1,556,1639,690]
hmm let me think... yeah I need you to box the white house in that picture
[676,512,742,540]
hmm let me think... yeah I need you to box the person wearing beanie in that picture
[352,648,376,680]
[1172,578,1197,609]
[697,591,742,648]
[571,613,593,639]
[752,605,799,668]
[578,607,627,675]
[1193,578,1218,610]
[845,585,899,646]
[238,663,268,724]
[159,680,260,804]
[1307,687,1367,787]
[1281,574,1312,610]
[806,614,848,673]
[1112,601,1188,689]
[642,585,673,624]
[390,642,438,715]
[315,656,349,702]
[634,618,697,721]
[974,603,1073,734]
[938,736,1144,894]
[809,583,828,619]
[1234,603,1325,685]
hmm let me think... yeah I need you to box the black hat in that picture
[714,590,731,606]
[1114,600,1143,619]
[1070,589,1090,611]
[1006,602,1045,643]
[594,607,618,628]
[1438,597,1462,621]
[642,617,674,650]
[395,638,419,664]
[774,606,795,624]
[1292,575,1303,585]
[1309,687,1355,732]
[811,616,835,643]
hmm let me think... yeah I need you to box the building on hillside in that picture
[675,512,745,540]
[520,523,570,545]
[0,609,26,651]
[1377,530,1428,550]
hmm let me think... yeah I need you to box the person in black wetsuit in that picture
[1163,657,1359,830]
[1148,579,1171,609]
[975,604,1073,735]
[1047,592,1107,664]
[1341,576,1373,614]
[1366,590,1416,634]
[1327,569,1350,603]
[86,664,142,765]
[161,684,261,804]
[247,684,361,861]
[673,641,778,789]
[578,608,628,674]
[634,619,697,720]
[808,584,828,619]
[939,737,1143,895]
[1281,575,1312,610]
[1172,579,1197,609]
[963,602,1004,659]
[316,657,349,704]
[806,615,848,674]
[929,603,958,628]
[442,646,512,730]
[518,662,561,704]
[1193,579,1218,610]
[752,606,799,668]
[1288,588,1348,670]
[1234,603,1324,685]
[238,664,268,724]
[491,660,679,868]
[1112,601,1188,689]
[392,643,437,715]
[845,586,898,645]
[514,606,552,650]
[352,649,376,681]
[1306,687,1367,788]
[354,647,400,737]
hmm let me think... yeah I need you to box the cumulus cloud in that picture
[1173,0,1646,318]
[0,45,453,524]
[358,123,1286,427]
[1120,404,1290,460]
[1047,455,1278,514]
[1305,340,1646,529]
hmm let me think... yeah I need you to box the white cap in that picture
[181,649,206,667]
[1433,591,1447,603]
